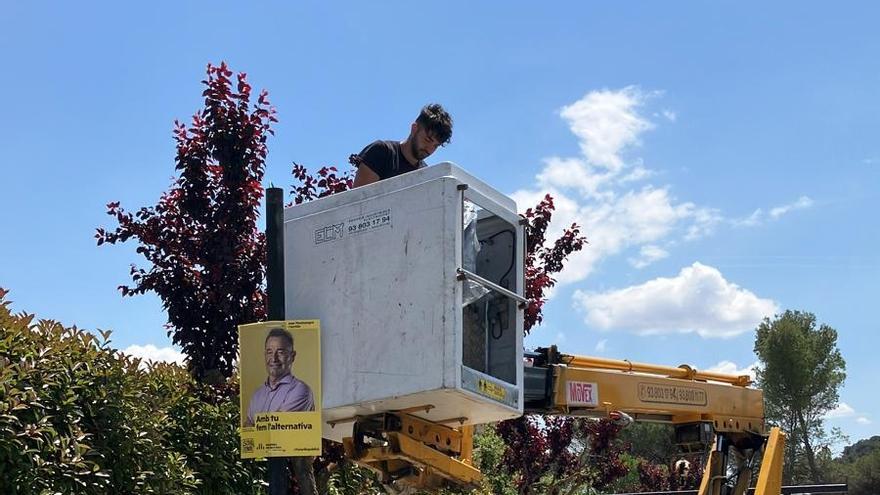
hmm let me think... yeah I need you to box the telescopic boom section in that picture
[346,345,782,493]
[524,345,765,437]
[524,346,784,495]
[562,354,753,387]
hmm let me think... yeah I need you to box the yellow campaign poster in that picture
[238,320,321,459]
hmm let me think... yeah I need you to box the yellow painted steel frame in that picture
[696,427,785,495]
[554,354,778,495]
[551,364,765,433]
[697,445,725,495]
[755,427,785,495]
[563,354,753,386]
[343,413,482,489]
[339,352,778,491]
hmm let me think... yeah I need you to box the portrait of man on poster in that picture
[245,327,315,426]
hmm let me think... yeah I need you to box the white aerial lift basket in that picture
[283,162,525,442]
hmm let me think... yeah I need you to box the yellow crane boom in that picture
[523,346,783,495]
[344,345,785,494]
[525,346,764,435]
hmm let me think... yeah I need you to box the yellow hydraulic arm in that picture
[527,346,764,434]
[342,345,785,494]
[525,346,784,495]
[340,408,481,489]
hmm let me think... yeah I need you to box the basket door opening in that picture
[461,199,520,386]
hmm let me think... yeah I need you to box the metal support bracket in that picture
[343,412,482,489]
[456,267,527,304]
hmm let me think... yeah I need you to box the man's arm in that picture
[351,140,392,188]
[352,164,380,188]
[282,381,315,412]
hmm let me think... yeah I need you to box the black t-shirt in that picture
[356,140,425,180]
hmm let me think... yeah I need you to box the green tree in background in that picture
[847,450,880,495]
[816,436,880,495]
[832,436,880,495]
[616,422,678,465]
[754,310,846,484]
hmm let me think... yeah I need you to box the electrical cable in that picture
[478,229,515,288]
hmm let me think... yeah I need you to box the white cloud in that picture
[769,196,814,219]
[706,360,758,381]
[595,339,608,353]
[734,209,764,227]
[512,87,732,289]
[629,245,670,269]
[825,403,873,425]
[826,402,856,419]
[733,196,814,227]
[124,344,186,366]
[537,157,614,201]
[620,165,654,183]
[511,87,809,306]
[513,185,719,285]
[684,206,724,240]
[573,262,779,338]
[559,86,655,172]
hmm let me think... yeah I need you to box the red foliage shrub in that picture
[97,62,275,380]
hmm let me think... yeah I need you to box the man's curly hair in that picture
[416,103,453,145]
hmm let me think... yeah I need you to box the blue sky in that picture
[2,2,877,446]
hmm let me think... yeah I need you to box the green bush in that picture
[0,287,528,495]
[0,289,265,494]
